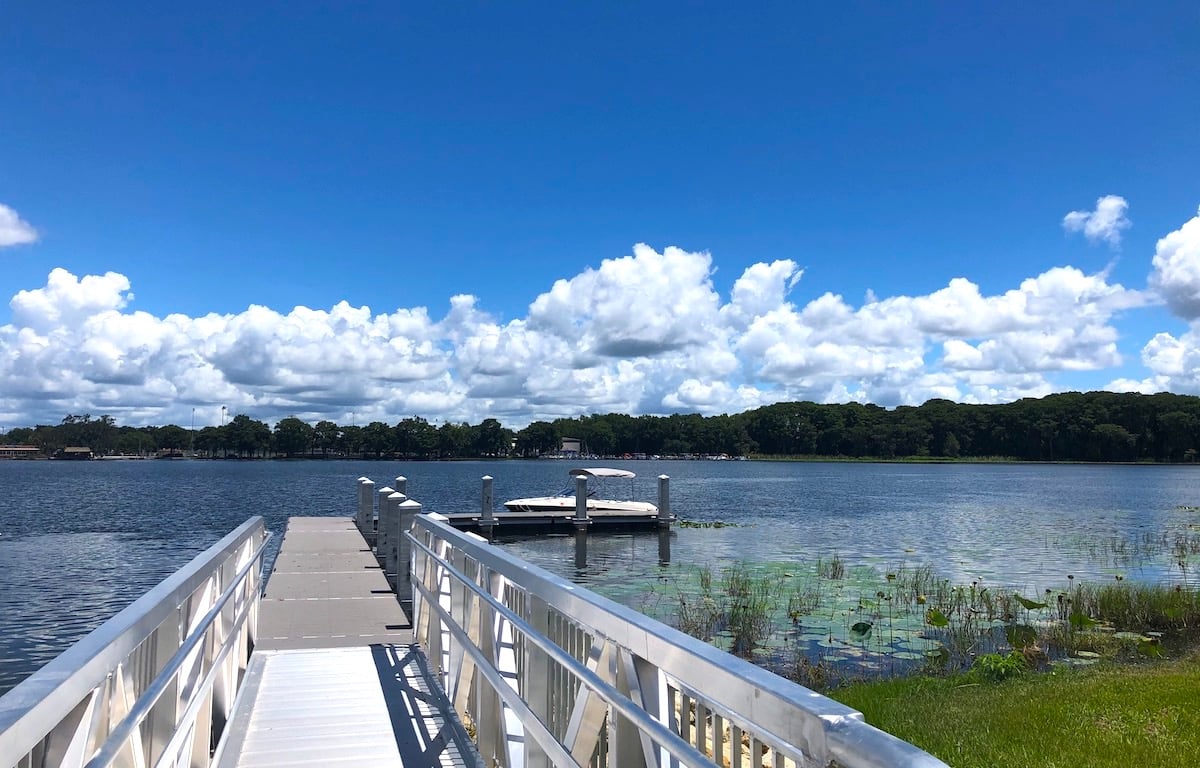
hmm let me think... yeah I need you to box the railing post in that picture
[657,474,671,528]
[357,477,374,536]
[375,486,394,560]
[522,594,552,768]
[573,474,590,530]
[480,475,496,539]
[397,500,421,611]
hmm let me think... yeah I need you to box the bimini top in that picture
[568,467,636,479]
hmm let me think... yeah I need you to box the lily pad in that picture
[1137,639,1163,658]
[896,637,943,653]
[925,608,950,627]
[1112,631,1150,642]
[1013,594,1048,610]
[850,621,873,639]
[1069,611,1099,630]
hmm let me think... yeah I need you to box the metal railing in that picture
[409,513,949,768]
[0,517,270,768]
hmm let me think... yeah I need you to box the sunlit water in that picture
[2,459,1199,693]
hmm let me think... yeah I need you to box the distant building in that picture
[560,437,582,457]
[57,446,94,460]
[0,445,40,459]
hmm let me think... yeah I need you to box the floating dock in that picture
[439,508,671,534]
[403,470,675,535]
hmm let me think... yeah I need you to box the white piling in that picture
[375,486,394,558]
[385,491,406,588]
[394,475,407,496]
[657,474,672,527]
[480,475,495,537]
[357,477,375,535]
[397,499,422,609]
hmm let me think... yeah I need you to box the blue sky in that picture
[1,3,1199,429]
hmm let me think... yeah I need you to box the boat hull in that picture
[502,497,658,516]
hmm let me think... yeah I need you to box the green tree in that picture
[274,417,315,458]
[314,420,340,457]
[156,424,189,450]
[362,421,394,458]
[515,421,559,456]
[227,414,271,457]
[194,426,224,457]
[339,425,364,457]
[438,422,472,458]
[475,418,512,457]
[943,432,961,458]
[1093,423,1136,462]
[1156,411,1195,462]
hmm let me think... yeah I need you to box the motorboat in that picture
[503,467,659,517]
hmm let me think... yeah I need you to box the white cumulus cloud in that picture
[1063,195,1131,247]
[0,204,38,247]
[0,231,1172,430]
[1148,206,1200,320]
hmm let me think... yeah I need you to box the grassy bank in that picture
[829,655,1200,768]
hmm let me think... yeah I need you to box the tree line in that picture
[3,391,1200,462]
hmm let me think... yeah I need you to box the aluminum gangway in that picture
[0,480,948,768]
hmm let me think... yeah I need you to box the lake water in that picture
[2,458,1199,693]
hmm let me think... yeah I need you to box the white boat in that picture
[503,467,658,517]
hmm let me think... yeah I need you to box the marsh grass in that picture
[673,564,779,656]
[667,537,1200,691]
[1070,580,1200,628]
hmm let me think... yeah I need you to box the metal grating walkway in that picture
[216,645,478,768]
[214,517,481,768]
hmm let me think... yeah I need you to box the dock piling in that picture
[397,499,421,609]
[375,486,394,559]
[573,474,590,529]
[574,528,588,568]
[385,491,406,587]
[479,475,496,538]
[356,477,375,536]
[394,475,407,496]
[658,474,671,527]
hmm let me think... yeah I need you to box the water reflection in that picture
[557,527,673,574]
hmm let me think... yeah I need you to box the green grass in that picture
[828,655,1200,768]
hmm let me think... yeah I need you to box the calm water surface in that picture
[2,459,1199,693]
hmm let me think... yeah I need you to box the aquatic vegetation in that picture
[659,537,1200,691]
[670,564,778,656]
[972,651,1027,681]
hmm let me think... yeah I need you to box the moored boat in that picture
[503,467,658,516]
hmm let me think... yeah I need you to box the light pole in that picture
[189,407,195,457]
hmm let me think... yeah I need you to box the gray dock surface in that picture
[219,516,479,768]
[258,517,413,649]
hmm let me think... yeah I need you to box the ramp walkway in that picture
[216,517,479,768]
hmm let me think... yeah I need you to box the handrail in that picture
[0,517,268,768]
[409,539,716,767]
[407,512,949,768]
[84,530,272,768]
